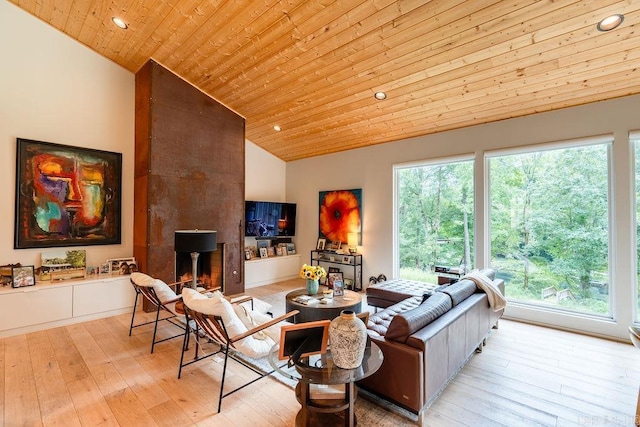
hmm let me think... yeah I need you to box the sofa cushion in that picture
[384,292,453,343]
[367,296,422,338]
[437,279,477,306]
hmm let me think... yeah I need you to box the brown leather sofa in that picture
[358,269,504,422]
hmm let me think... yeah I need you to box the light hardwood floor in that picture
[1,278,639,426]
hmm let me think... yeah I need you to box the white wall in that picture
[244,140,288,250]
[286,95,640,340]
[0,2,135,268]
[245,140,286,201]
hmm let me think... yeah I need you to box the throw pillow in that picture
[182,289,275,359]
[130,272,177,304]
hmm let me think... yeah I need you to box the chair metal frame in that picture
[178,303,298,412]
[128,278,192,353]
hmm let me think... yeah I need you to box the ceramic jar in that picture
[329,310,367,369]
[306,279,319,295]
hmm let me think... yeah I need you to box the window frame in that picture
[392,154,475,279]
[484,135,615,319]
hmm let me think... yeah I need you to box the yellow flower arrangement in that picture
[299,264,327,281]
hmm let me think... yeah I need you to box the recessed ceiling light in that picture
[374,91,387,100]
[273,125,281,131]
[112,17,128,30]
[597,14,624,32]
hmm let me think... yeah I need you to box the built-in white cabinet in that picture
[0,276,135,338]
[245,254,301,288]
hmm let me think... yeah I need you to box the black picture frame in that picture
[14,138,122,249]
[11,265,35,288]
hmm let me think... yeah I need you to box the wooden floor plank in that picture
[66,323,129,396]
[66,376,119,426]
[46,326,92,383]
[0,278,638,426]
[27,330,82,426]
[3,334,42,426]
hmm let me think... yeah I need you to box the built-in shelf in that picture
[0,275,135,338]
[245,254,302,288]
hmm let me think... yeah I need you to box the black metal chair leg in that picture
[150,303,162,354]
[178,317,191,379]
[128,291,140,336]
[217,344,231,413]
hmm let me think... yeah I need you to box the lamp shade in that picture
[174,230,217,253]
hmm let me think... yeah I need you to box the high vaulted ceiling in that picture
[11,0,640,161]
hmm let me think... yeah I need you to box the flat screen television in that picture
[245,201,297,237]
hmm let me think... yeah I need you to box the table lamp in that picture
[174,229,217,289]
[347,232,359,254]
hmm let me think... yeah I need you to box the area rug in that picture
[230,349,418,425]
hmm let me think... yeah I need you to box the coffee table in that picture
[285,288,362,323]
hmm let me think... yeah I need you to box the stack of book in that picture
[293,295,320,305]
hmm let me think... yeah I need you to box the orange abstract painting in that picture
[318,189,362,244]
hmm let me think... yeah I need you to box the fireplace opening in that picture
[175,243,225,291]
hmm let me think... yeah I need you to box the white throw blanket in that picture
[462,271,507,312]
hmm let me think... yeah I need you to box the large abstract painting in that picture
[318,188,362,244]
[14,138,122,249]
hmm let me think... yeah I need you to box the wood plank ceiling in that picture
[10,0,640,161]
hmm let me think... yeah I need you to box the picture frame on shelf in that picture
[286,243,296,255]
[246,246,257,259]
[317,238,326,250]
[267,246,276,257]
[344,278,354,290]
[330,240,341,251]
[259,247,268,258]
[332,276,345,296]
[106,257,136,275]
[327,271,343,290]
[245,249,252,260]
[99,262,111,275]
[40,249,87,281]
[0,263,19,286]
[11,265,35,288]
[342,256,351,264]
[276,246,285,256]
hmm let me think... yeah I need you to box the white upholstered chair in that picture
[179,288,298,412]
[128,272,199,353]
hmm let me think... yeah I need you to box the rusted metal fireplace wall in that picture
[134,60,245,295]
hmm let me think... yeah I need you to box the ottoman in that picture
[366,278,439,308]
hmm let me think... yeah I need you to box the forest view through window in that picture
[489,143,611,316]
[396,160,474,282]
[634,136,640,320]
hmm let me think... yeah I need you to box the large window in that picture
[395,159,474,282]
[633,133,640,321]
[488,141,611,317]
